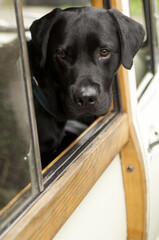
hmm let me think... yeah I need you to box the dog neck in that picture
[28,41,67,123]
[31,76,66,123]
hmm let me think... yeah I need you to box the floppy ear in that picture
[108,8,145,69]
[30,8,61,67]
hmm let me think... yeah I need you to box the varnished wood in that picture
[2,113,129,240]
[43,115,106,174]
[110,0,122,10]
[118,67,147,240]
[43,112,115,174]
[110,1,147,238]
[120,134,147,240]
[91,0,103,8]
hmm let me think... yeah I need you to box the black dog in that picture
[27,7,145,167]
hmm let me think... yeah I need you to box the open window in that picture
[0,0,123,236]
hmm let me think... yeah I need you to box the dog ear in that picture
[30,8,61,67]
[108,8,145,69]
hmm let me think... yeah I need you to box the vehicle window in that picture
[0,0,96,235]
[152,0,159,61]
[129,0,152,91]
[129,0,146,36]
[0,0,120,236]
[22,0,91,32]
[23,0,120,171]
[0,1,42,234]
[22,1,95,169]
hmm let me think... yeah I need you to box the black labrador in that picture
[27,7,145,167]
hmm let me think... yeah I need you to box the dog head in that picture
[30,7,145,119]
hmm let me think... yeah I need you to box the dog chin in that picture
[65,107,110,120]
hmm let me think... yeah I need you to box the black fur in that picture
[27,7,145,167]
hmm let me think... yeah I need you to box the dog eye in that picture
[58,51,66,59]
[100,49,110,57]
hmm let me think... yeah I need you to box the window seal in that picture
[144,0,156,74]
[43,111,118,187]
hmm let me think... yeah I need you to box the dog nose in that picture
[74,86,98,107]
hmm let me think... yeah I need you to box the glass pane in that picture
[129,0,152,88]
[0,1,39,233]
[129,0,146,37]
[152,0,159,58]
[22,0,91,39]
[23,0,91,7]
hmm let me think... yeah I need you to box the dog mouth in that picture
[62,85,112,120]
[63,100,111,119]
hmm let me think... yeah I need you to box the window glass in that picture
[152,0,159,60]
[0,1,39,233]
[129,0,152,89]
[129,0,146,36]
[22,0,91,32]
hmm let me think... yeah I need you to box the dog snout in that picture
[73,85,99,107]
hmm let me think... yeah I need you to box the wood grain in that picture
[2,113,129,240]
[109,0,147,238]
[118,67,147,240]
[91,0,104,8]
[110,0,122,10]
[42,115,106,174]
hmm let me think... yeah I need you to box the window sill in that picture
[2,112,129,240]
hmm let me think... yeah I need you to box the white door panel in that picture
[138,72,159,240]
[53,155,127,240]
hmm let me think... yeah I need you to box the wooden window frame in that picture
[2,1,147,240]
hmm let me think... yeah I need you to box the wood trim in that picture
[118,67,147,240]
[42,114,108,174]
[2,113,129,240]
[110,1,147,239]
[91,0,104,8]
[110,0,122,10]
[120,133,147,240]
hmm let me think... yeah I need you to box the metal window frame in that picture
[15,0,43,192]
